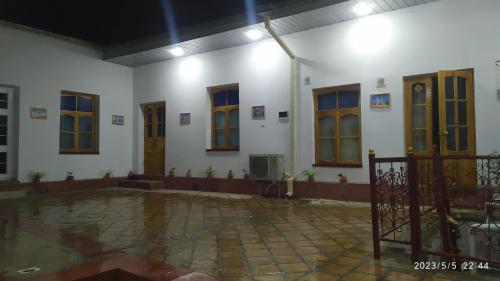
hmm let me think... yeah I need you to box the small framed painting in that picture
[30,107,47,119]
[112,115,124,125]
[252,105,265,120]
[180,113,191,125]
[370,93,391,108]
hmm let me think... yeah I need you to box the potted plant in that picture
[29,170,46,184]
[66,171,74,181]
[103,169,113,179]
[168,167,176,178]
[128,170,135,180]
[302,170,317,182]
[227,170,234,179]
[338,173,348,184]
[186,169,192,178]
[242,169,250,180]
[204,166,215,179]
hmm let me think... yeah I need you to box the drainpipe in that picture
[264,17,297,197]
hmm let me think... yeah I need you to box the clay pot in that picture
[33,178,40,184]
[228,170,234,179]
[308,175,315,183]
[66,175,74,181]
[207,172,214,179]
[168,170,175,178]
[339,176,347,184]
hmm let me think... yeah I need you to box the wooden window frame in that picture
[313,83,362,167]
[208,84,239,151]
[60,90,98,154]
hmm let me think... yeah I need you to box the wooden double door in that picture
[404,70,476,186]
[144,102,165,175]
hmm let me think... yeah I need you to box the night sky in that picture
[0,0,292,46]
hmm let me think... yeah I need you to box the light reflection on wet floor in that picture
[0,188,498,281]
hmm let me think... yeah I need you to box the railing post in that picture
[432,147,453,255]
[369,148,381,260]
[407,147,421,262]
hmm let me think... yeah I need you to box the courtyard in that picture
[0,188,497,281]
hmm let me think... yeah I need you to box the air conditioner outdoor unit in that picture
[249,154,284,182]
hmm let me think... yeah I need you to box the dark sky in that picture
[0,0,290,46]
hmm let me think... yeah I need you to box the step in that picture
[0,188,27,200]
[118,180,163,190]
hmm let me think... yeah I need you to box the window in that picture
[313,84,362,167]
[0,115,6,146]
[60,91,98,154]
[209,84,239,151]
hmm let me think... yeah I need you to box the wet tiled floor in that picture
[0,188,498,281]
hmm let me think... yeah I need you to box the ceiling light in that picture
[353,2,373,16]
[168,47,184,57]
[246,29,263,40]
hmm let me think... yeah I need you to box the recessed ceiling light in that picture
[353,2,373,16]
[168,47,184,57]
[246,29,263,40]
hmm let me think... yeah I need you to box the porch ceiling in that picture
[104,0,438,67]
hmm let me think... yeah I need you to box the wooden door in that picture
[404,76,433,156]
[437,70,476,186]
[144,102,165,175]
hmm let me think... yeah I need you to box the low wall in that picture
[135,175,370,202]
[24,178,123,194]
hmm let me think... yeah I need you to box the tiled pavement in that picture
[0,188,498,281]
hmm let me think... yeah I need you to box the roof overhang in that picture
[104,0,438,67]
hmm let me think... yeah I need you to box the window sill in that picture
[60,151,100,155]
[206,148,239,152]
[313,163,362,168]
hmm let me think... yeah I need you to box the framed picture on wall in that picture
[370,93,391,108]
[251,105,265,119]
[180,113,191,125]
[112,115,124,125]
[30,107,47,119]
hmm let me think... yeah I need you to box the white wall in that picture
[133,40,290,178]
[133,0,500,184]
[0,24,133,182]
[288,0,500,182]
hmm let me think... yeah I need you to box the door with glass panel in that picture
[143,102,165,175]
[438,70,476,186]
[405,77,434,155]
[404,70,476,186]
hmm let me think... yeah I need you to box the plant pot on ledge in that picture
[66,171,74,182]
[338,174,348,184]
[168,168,176,178]
[242,169,250,180]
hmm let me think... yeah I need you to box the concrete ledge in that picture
[135,175,370,202]
[0,188,27,200]
[118,180,163,190]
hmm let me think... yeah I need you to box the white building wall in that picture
[0,24,133,182]
[289,0,500,182]
[133,40,291,179]
[133,0,500,183]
